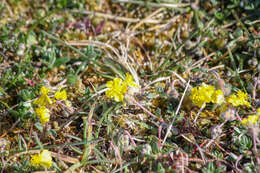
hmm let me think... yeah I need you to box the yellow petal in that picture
[247,115,258,125]
[241,118,248,126]
[105,77,127,102]
[227,90,251,107]
[39,150,52,168]
[257,108,260,115]
[55,90,67,100]
[212,89,224,104]
[123,73,139,87]
[30,154,40,166]
[31,150,52,168]
[33,95,46,106]
[35,106,50,124]
[40,86,50,95]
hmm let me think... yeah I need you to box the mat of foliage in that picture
[0,0,260,172]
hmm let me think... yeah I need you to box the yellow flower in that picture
[226,90,251,107]
[248,115,258,125]
[257,108,260,115]
[241,118,248,126]
[212,89,225,104]
[33,86,53,106]
[122,73,139,88]
[189,83,215,108]
[35,106,50,124]
[200,83,216,103]
[30,150,52,168]
[40,86,50,95]
[106,78,127,102]
[190,87,206,108]
[241,115,259,127]
[55,90,67,100]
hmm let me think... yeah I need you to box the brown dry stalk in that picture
[131,7,164,32]
[70,10,162,24]
[213,45,235,63]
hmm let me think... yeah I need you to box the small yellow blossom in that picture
[33,86,53,106]
[226,90,251,107]
[122,73,139,87]
[190,87,206,108]
[241,115,259,127]
[201,84,216,103]
[35,106,50,124]
[30,150,52,168]
[55,90,67,100]
[189,83,216,108]
[257,108,260,115]
[106,78,127,102]
[212,89,225,104]
[40,86,50,95]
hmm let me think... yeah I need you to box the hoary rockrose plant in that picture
[105,73,139,102]
[106,78,128,102]
[189,83,253,122]
[189,83,224,108]
[33,86,71,124]
[189,83,251,108]
[33,86,53,106]
[30,150,52,168]
[226,90,251,107]
[35,106,50,124]
[241,108,260,127]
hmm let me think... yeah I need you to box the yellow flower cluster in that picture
[54,90,67,100]
[33,86,69,124]
[241,115,259,127]
[106,73,139,102]
[241,108,260,127]
[190,83,224,108]
[30,150,52,168]
[190,83,251,109]
[33,86,53,106]
[226,90,251,107]
[35,106,50,124]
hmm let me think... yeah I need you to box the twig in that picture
[252,128,260,165]
[70,10,162,24]
[193,105,204,124]
[181,134,206,164]
[143,76,171,90]
[207,65,225,72]
[235,154,243,171]
[131,8,164,32]
[112,0,189,8]
[213,45,235,63]
[161,80,190,147]
[130,97,158,120]
[124,130,137,147]
[187,52,216,72]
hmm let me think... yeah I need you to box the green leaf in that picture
[67,74,78,85]
[34,122,44,132]
[54,56,70,67]
[157,163,165,173]
[214,12,224,20]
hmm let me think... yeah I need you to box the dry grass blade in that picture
[70,10,162,24]
[131,7,164,32]
[113,0,190,8]
[51,152,79,164]
[161,80,190,147]
[1,1,259,172]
